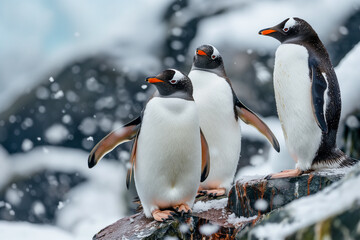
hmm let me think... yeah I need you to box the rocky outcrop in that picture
[236,166,360,240]
[92,169,352,239]
[228,172,344,218]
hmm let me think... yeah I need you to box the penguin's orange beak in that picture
[146,77,164,83]
[196,50,207,56]
[259,28,277,35]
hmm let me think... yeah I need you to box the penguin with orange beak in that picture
[88,69,210,221]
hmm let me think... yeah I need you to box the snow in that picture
[189,0,358,54]
[0,221,73,240]
[193,198,228,213]
[254,199,268,211]
[0,0,168,112]
[252,165,360,239]
[0,146,127,240]
[227,213,257,226]
[336,42,360,146]
[44,124,69,144]
[199,223,220,236]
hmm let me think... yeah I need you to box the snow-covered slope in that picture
[0,146,127,240]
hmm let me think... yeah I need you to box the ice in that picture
[45,124,69,144]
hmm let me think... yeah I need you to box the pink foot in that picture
[173,203,191,216]
[267,169,303,179]
[151,209,175,222]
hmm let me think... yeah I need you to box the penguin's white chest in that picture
[274,44,322,170]
[134,97,201,216]
[189,70,241,190]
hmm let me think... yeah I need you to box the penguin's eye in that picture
[170,79,178,84]
[283,28,289,32]
[211,55,216,60]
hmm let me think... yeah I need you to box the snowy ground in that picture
[0,146,127,240]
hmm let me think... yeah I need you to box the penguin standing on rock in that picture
[259,17,358,178]
[88,69,210,221]
[189,44,280,196]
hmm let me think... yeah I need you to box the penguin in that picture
[88,69,210,221]
[189,44,280,196]
[259,17,358,178]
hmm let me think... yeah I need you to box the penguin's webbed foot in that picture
[174,203,191,216]
[152,209,175,222]
[266,169,304,179]
[198,188,226,197]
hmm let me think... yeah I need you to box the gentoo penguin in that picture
[189,44,280,196]
[259,17,358,178]
[88,69,210,221]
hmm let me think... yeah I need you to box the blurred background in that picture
[0,0,359,239]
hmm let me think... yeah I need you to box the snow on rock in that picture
[0,221,73,240]
[193,198,228,213]
[189,0,358,54]
[227,213,257,226]
[251,165,360,239]
[0,146,127,240]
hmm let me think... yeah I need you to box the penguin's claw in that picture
[173,203,192,216]
[198,188,226,197]
[152,210,175,222]
[268,169,303,179]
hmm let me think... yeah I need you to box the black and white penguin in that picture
[189,44,280,196]
[259,17,358,178]
[88,69,210,221]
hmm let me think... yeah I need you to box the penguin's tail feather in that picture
[312,148,359,169]
[339,154,359,167]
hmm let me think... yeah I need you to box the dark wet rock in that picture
[236,165,360,240]
[0,170,86,223]
[228,171,344,218]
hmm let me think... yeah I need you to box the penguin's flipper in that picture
[88,116,141,168]
[235,98,280,152]
[310,64,328,133]
[200,129,210,182]
[126,133,139,189]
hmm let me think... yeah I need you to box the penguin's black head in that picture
[259,17,316,43]
[146,69,193,99]
[192,44,225,73]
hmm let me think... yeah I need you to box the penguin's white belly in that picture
[134,97,201,217]
[189,70,241,190]
[274,44,322,170]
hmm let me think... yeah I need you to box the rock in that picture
[236,165,360,240]
[228,171,345,218]
[93,197,254,240]
[91,168,352,239]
